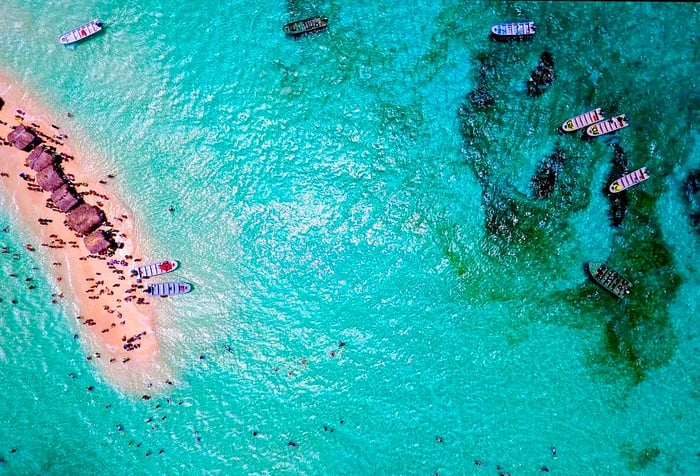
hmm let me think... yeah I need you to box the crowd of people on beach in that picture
[0,101,175,381]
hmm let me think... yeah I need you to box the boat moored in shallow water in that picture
[490,21,536,41]
[609,167,650,193]
[585,114,629,137]
[283,16,329,37]
[587,262,632,298]
[59,19,103,45]
[146,281,192,297]
[560,108,604,133]
[131,260,179,279]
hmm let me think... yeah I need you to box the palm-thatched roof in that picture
[83,230,113,254]
[36,165,65,192]
[26,147,57,172]
[51,184,81,212]
[66,203,105,234]
[7,124,35,150]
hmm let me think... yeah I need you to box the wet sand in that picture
[0,72,173,394]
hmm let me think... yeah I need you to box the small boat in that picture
[146,281,192,297]
[283,15,329,37]
[587,262,632,298]
[490,21,537,40]
[560,108,604,133]
[131,260,179,279]
[609,167,650,193]
[585,114,629,137]
[59,19,103,45]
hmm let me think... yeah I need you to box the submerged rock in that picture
[684,169,700,232]
[684,169,700,200]
[467,86,494,109]
[532,146,566,199]
[466,59,496,110]
[605,144,629,227]
[526,51,555,98]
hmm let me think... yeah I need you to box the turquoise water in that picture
[1,1,699,474]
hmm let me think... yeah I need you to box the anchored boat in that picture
[490,21,536,41]
[283,16,329,37]
[585,114,629,137]
[560,108,604,133]
[131,260,179,279]
[587,262,632,298]
[609,167,650,193]
[59,19,103,45]
[146,281,192,297]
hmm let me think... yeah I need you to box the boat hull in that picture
[146,281,192,297]
[283,16,329,37]
[587,262,632,298]
[609,167,650,193]
[560,108,604,133]
[490,21,536,40]
[131,260,179,279]
[585,114,629,137]
[59,19,103,45]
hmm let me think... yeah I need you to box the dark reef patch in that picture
[531,146,566,199]
[605,143,629,227]
[684,169,700,232]
[619,443,661,472]
[450,44,680,385]
[466,59,496,110]
[526,51,555,98]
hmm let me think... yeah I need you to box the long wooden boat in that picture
[146,281,192,297]
[59,19,103,45]
[587,262,632,298]
[609,167,650,193]
[131,260,179,279]
[560,108,604,133]
[490,21,536,40]
[283,16,329,37]
[585,114,629,137]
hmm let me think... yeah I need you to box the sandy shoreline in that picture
[0,72,173,395]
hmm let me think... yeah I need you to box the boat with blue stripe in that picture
[490,21,536,40]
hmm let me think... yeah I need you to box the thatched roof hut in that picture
[51,184,81,212]
[36,165,65,192]
[83,230,113,254]
[66,203,104,234]
[26,147,57,172]
[7,124,35,150]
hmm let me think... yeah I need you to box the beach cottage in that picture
[83,230,113,254]
[51,184,81,212]
[66,203,104,234]
[36,165,65,192]
[7,124,36,150]
[26,147,56,172]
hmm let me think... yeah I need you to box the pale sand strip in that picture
[0,73,173,395]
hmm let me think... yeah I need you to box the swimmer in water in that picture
[551,446,557,459]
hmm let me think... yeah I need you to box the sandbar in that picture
[0,72,173,395]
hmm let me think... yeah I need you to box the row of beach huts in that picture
[6,123,113,254]
[6,121,192,297]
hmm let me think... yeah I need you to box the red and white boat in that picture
[131,260,179,279]
[59,19,103,45]
[586,114,629,137]
[609,167,650,193]
[560,108,604,133]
